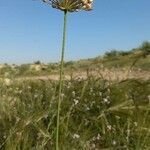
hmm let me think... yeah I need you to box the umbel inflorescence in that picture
[42,0,93,12]
[40,0,94,149]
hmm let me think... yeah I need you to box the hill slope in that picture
[0,42,149,78]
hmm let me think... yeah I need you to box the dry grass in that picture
[14,68,150,81]
[0,73,150,149]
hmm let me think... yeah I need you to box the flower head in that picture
[42,0,93,12]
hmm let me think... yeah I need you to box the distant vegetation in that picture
[104,41,150,58]
[1,42,149,78]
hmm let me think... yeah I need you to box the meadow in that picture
[0,43,150,149]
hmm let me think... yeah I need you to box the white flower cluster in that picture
[42,0,94,12]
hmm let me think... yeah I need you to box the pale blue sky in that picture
[0,0,150,64]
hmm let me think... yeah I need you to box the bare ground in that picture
[16,69,150,81]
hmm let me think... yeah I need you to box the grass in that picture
[0,42,150,149]
[0,76,150,149]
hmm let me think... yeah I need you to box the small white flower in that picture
[85,105,90,111]
[16,132,22,137]
[112,140,117,145]
[3,135,6,139]
[16,87,19,90]
[28,86,31,89]
[134,122,138,127]
[34,94,38,98]
[107,88,111,93]
[103,98,110,104]
[61,93,65,98]
[73,133,80,139]
[72,91,76,97]
[73,99,79,105]
[103,98,108,103]
[107,125,112,131]
[16,117,20,123]
[91,143,96,148]
[67,82,71,89]
[18,90,22,94]
[126,129,130,133]
[115,115,120,120]
[96,133,101,140]
[91,101,95,106]
[2,95,6,98]
[99,92,102,96]
[102,97,110,104]
[90,88,93,93]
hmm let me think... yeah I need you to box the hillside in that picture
[0,42,149,78]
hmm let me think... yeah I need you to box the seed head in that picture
[42,0,94,12]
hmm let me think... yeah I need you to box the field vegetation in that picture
[0,42,150,149]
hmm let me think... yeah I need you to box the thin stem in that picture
[56,10,67,150]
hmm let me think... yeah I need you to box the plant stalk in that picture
[56,10,67,150]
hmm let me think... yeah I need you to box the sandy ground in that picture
[16,69,150,81]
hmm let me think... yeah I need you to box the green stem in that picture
[56,10,67,150]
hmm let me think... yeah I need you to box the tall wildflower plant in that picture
[41,0,94,149]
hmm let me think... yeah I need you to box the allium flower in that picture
[42,0,93,12]
[40,0,94,149]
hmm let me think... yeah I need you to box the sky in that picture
[0,0,150,64]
